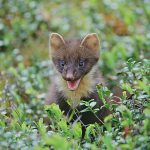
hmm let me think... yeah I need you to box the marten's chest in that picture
[56,69,98,108]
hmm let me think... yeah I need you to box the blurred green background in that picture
[0,0,149,91]
[0,0,150,149]
[0,0,149,83]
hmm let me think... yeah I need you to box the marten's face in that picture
[50,33,100,91]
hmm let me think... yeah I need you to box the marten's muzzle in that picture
[63,70,81,91]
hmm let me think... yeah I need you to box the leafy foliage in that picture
[0,0,150,149]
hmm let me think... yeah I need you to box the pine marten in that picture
[46,33,110,127]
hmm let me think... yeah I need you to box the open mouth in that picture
[66,79,81,91]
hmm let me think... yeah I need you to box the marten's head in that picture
[50,33,100,91]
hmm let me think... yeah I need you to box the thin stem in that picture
[90,108,104,125]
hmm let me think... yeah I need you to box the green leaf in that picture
[72,123,82,139]
[58,119,69,136]
[45,104,63,122]
[90,101,96,108]
[121,83,134,94]
[117,105,133,126]
[85,124,96,142]
[44,134,71,150]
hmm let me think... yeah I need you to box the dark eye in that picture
[60,60,65,67]
[79,60,84,67]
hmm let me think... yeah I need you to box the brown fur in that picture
[46,33,110,128]
[46,65,105,107]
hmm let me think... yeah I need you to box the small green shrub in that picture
[0,0,149,149]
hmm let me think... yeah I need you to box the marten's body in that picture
[46,33,110,126]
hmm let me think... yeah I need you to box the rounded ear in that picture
[50,33,65,51]
[80,33,100,51]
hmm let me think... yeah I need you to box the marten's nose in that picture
[66,71,74,81]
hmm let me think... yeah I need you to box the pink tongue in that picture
[67,79,81,90]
